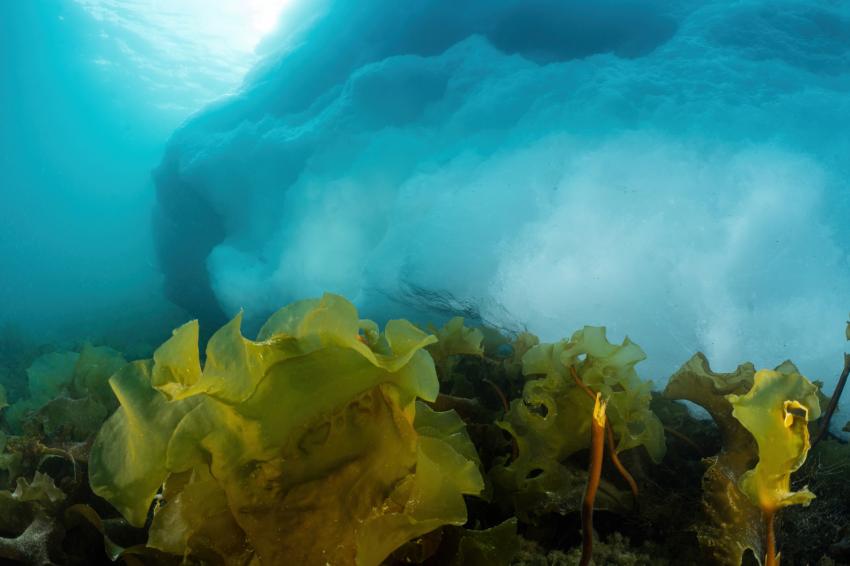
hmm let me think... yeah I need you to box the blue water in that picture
[3,0,850,385]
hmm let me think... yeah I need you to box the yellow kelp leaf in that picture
[89,361,200,526]
[148,468,252,565]
[166,312,299,404]
[728,368,821,513]
[90,294,479,566]
[151,320,202,400]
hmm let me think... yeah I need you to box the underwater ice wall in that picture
[154,0,850,381]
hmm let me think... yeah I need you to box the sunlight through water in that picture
[74,0,290,114]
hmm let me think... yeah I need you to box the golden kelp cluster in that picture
[0,294,844,565]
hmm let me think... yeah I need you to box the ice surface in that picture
[153,0,850,382]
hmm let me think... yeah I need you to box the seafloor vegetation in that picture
[0,294,849,565]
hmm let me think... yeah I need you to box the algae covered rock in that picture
[89,293,484,566]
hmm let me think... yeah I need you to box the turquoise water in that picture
[5,0,849,380]
[1,2,850,563]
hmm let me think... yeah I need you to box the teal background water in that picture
[2,1,849,388]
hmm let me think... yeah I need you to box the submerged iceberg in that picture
[153,0,850,379]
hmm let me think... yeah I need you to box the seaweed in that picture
[89,294,484,565]
[0,295,846,565]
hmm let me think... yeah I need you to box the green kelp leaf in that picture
[0,384,7,412]
[504,332,540,381]
[413,401,480,464]
[489,374,628,521]
[728,367,821,513]
[427,317,484,380]
[663,353,762,566]
[449,518,520,566]
[13,471,65,505]
[664,352,755,459]
[65,504,128,561]
[26,351,79,406]
[524,326,666,463]
[89,361,200,526]
[0,477,64,566]
[71,343,127,406]
[0,431,21,482]
[6,350,81,431]
[7,345,125,432]
[36,396,108,441]
[427,317,484,360]
[493,326,664,517]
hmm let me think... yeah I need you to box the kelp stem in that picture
[765,510,778,566]
[580,393,607,566]
[605,424,639,505]
[570,366,639,504]
[812,353,850,447]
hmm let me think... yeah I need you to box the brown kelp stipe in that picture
[483,378,519,461]
[605,423,639,506]
[570,367,640,504]
[581,392,607,566]
[765,510,778,566]
[812,353,850,448]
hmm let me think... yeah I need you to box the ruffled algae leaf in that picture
[728,367,821,513]
[443,518,520,566]
[665,353,820,565]
[71,344,127,409]
[5,345,126,433]
[427,317,485,379]
[90,293,484,566]
[727,366,821,565]
[491,326,663,520]
[0,471,66,564]
[663,352,763,566]
[88,360,200,527]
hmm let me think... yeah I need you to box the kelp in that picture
[491,326,665,521]
[664,353,821,565]
[5,344,126,436]
[0,472,65,564]
[427,317,485,380]
[0,293,841,564]
[728,366,821,566]
[89,293,484,566]
[663,353,763,565]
